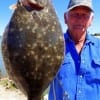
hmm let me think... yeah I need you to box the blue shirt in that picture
[49,31,100,100]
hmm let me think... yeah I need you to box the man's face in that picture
[64,6,93,35]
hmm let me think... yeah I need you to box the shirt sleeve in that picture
[48,77,63,100]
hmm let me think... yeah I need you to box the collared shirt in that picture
[49,31,100,100]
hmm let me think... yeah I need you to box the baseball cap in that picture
[67,0,93,12]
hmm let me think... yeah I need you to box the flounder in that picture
[2,0,64,99]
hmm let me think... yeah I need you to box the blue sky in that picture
[0,0,100,36]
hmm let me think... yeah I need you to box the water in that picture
[0,36,7,76]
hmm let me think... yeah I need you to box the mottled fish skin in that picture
[2,0,64,100]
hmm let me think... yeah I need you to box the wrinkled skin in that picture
[29,0,47,8]
[2,0,64,100]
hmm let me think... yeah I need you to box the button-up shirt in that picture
[49,31,100,100]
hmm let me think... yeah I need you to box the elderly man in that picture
[49,0,100,100]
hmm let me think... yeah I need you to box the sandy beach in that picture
[0,78,27,100]
[0,86,27,100]
[0,77,48,100]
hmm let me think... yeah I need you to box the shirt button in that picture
[63,91,69,100]
[80,75,83,78]
[82,60,85,63]
[78,90,82,94]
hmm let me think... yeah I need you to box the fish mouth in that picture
[28,0,47,10]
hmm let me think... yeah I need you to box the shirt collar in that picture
[85,32,98,47]
[64,30,98,47]
[64,30,73,42]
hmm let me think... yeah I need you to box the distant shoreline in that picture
[0,36,7,77]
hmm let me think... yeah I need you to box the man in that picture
[49,0,100,100]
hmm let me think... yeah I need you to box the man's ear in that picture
[64,12,67,24]
[88,14,94,27]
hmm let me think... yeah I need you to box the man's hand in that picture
[20,0,31,7]
[20,0,46,11]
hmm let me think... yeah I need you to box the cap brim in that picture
[67,4,93,12]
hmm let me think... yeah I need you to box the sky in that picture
[0,0,100,36]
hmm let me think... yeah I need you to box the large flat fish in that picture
[2,0,64,100]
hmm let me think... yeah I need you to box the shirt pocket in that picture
[58,55,75,79]
[85,59,100,83]
[92,59,100,68]
[92,59,100,79]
